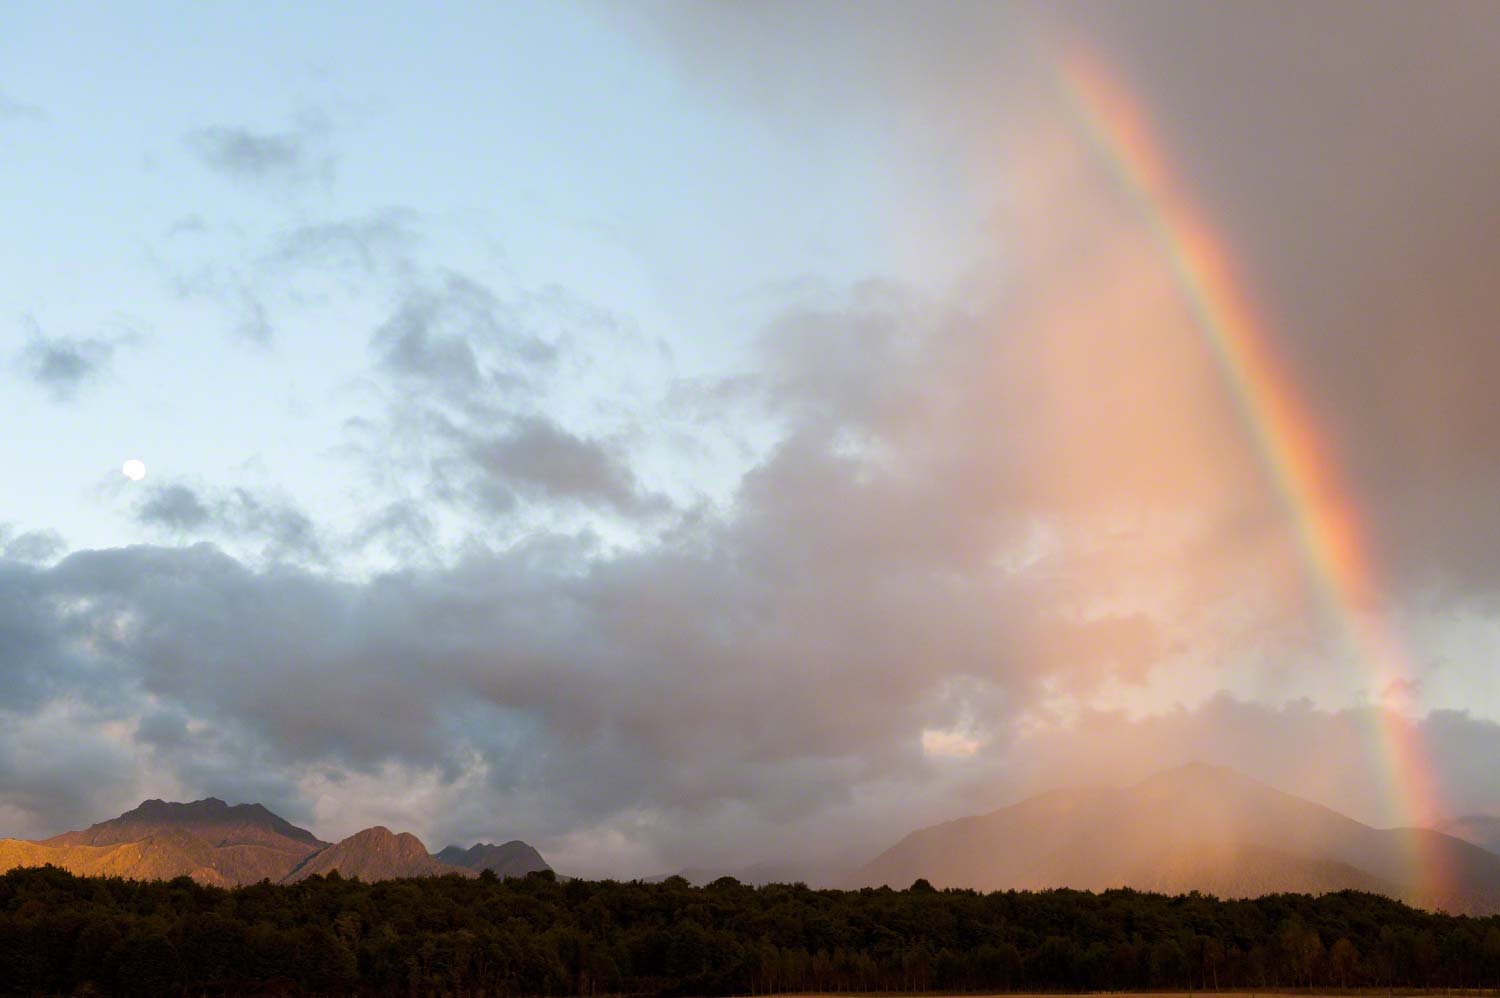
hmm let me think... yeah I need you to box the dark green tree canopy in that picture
[2,864,1497,996]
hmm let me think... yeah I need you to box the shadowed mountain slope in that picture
[852,763,1500,913]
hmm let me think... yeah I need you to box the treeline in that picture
[4,865,1500,996]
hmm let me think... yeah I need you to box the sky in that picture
[4,0,1500,878]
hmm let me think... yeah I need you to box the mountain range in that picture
[0,797,550,886]
[850,762,1500,914]
[7,765,1500,913]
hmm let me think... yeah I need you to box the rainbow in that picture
[1049,45,1445,893]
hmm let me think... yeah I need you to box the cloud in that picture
[189,127,301,176]
[4,526,1496,868]
[349,499,437,554]
[466,418,670,517]
[0,251,1227,868]
[16,321,119,401]
[628,0,1500,602]
[184,114,332,187]
[0,527,64,564]
[371,273,554,396]
[136,484,212,531]
[352,272,684,532]
[2,243,1458,871]
[154,209,421,348]
[229,286,273,345]
[135,483,323,561]
[0,702,144,839]
[6,1,1500,878]
[270,209,419,276]
[153,216,278,344]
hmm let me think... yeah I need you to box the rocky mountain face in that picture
[1,798,327,885]
[283,826,464,882]
[434,840,551,878]
[851,763,1500,914]
[1,799,547,887]
[44,797,324,851]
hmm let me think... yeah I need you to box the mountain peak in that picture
[281,825,460,883]
[851,763,1500,913]
[340,826,428,854]
[27,797,327,885]
[46,797,326,854]
[435,840,551,878]
[128,796,229,816]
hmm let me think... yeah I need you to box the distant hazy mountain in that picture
[1,799,549,887]
[852,763,1500,914]
[648,862,828,887]
[435,840,550,878]
[1441,815,1500,856]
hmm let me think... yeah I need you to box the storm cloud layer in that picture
[4,2,1500,875]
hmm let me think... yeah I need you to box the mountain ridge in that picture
[7,768,1499,907]
[1,799,547,887]
[283,825,463,882]
[850,762,1500,914]
[435,840,551,878]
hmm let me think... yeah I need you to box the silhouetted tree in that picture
[2,865,1499,995]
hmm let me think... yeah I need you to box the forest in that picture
[3,864,1499,996]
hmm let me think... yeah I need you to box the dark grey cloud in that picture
[372,273,554,395]
[136,484,212,531]
[0,707,142,838]
[467,418,670,518]
[185,115,332,186]
[353,273,681,531]
[0,527,64,564]
[16,323,117,401]
[1,522,1494,870]
[135,483,322,561]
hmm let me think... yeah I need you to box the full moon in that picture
[121,459,146,481]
